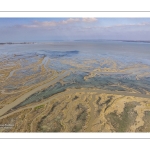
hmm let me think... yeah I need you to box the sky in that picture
[1,18,150,42]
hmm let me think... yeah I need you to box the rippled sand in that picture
[0,88,150,132]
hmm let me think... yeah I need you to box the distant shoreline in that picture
[1,40,150,45]
[0,42,35,45]
[115,40,150,43]
[75,39,150,43]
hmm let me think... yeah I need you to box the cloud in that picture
[22,20,57,28]
[82,18,97,22]
[61,18,80,24]
[22,24,39,28]
[20,18,98,29]
[34,21,57,27]
[3,18,150,42]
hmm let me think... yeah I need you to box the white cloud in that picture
[21,18,98,29]
[22,20,57,28]
[35,21,57,27]
[22,24,39,28]
[82,18,97,22]
[21,18,79,28]
[61,18,80,24]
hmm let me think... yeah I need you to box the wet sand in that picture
[0,88,150,132]
[0,70,71,117]
[0,41,150,132]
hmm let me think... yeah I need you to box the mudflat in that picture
[0,41,150,132]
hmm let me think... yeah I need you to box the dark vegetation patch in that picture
[37,102,60,132]
[61,102,69,111]
[72,104,88,132]
[76,103,85,110]
[104,96,113,112]
[76,109,86,121]
[72,95,79,101]
[96,97,101,105]
[40,114,64,132]
[106,101,139,132]
[34,104,44,110]
[136,111,150,132]
[96,96,113,115]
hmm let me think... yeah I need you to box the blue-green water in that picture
[1,41,150,108]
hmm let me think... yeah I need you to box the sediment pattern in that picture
[0,42,150,132]
[0,89,150,132]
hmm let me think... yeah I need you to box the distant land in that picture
[75,39,150,43]
[1,40,150,45]
[0,42,35,45]
[115,40,150,43]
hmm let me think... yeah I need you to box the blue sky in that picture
[0,18,150,42]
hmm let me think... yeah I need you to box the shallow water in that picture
[1,41,150,107]
[0,41,150,67]
[15,71,150,108]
